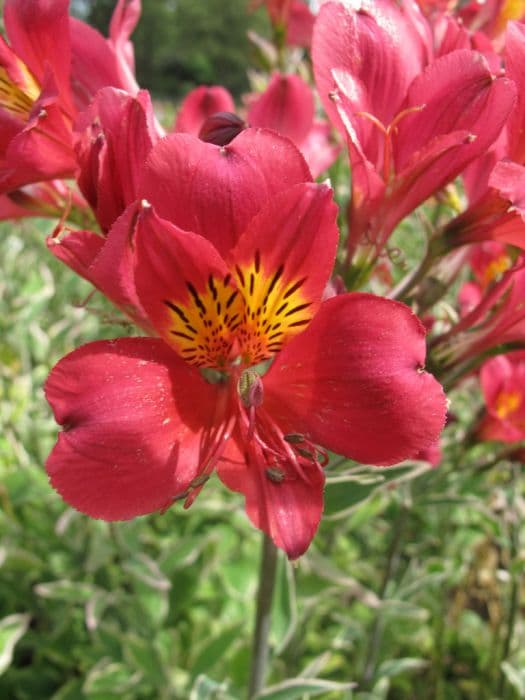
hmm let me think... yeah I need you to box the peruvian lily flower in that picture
[431,257,525,374]
[478,351,525,442]
[48,122,313,330]
[457,241,514,315]
[441,22,525,251]
[0,179,90,224]
[46,185,446,559]
[312,0,516,269]
[0,0,140,194]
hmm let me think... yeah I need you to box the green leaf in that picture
[83,658,142,695]
[0,613,30,675]
[324,465,414,519]
[34,580,100,604]
[501,662,525,697]
[191,625,242,677]
[123,634,166,685]
[256,678,355,699]
[376,657,428,679]
[189,673,237,700]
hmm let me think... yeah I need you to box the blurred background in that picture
[71,0,269,100]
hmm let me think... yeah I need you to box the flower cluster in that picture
[6,0,525,558]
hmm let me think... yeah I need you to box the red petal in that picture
[138,128,311,256]
[4,0,72,106]
[287,1,316,47]
[0,76,76,192]
[75,87,158,232]
[490,161,525,213]
[69,16,138,110]
[313,0,430,146]
[395,50,516,172]
[134,205,237,365]
[46,338,227,520]
[300,120,340,178]
[229,182,339,354]
[505,21,525,162]
[47,228,104,280]
[248,73,314,146]
[48,204,152,332]
[263,293,447,465]
[217,431,324,559]
[174,85,235,136]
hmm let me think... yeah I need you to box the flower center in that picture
[0,64,40,121]
[163,249,313,370]
[495,390,522,420]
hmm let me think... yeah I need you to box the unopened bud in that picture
[238,369,264,408]
[199,111,246,146]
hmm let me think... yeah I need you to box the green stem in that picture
[248,533,279,699]
[361,500,408,688]
[496,464,520,699]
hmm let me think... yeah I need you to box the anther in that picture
[266,467,285,483]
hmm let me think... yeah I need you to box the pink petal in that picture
[138,129,311,256]
[46,337,227,520]
[263,293,447,465]
[480,354,512,405]
[109,0,141,82]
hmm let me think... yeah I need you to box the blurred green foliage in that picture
[73,0,269,100]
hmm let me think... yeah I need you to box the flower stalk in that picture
[248,533,279,699]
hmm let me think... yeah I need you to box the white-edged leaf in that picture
[0,613,31,675]
[256,677,355,699]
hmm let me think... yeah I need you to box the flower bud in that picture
[198,111,246,146]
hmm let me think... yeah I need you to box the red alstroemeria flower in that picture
[46,183,447,559]
[432,257,525,370]
[442,22,525,251]
[312,1,516,264]
[48,125,313,330]
[0,178,89,222]
[0,0,140,194]
[459,0,525,44]
[457,241,514,315]
[479,351,525,441]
